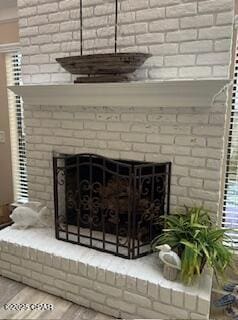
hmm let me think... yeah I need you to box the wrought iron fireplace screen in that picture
[53,153,171,259]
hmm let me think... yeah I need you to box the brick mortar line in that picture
[0,247,208,316]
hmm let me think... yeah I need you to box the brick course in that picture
[13,1,234,317]
[23,95,227,219]
[17,0,234,83]
[0,228,211,319]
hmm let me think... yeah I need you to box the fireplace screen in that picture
[53,153,171,259]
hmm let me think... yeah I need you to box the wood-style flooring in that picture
[0,276,114,320]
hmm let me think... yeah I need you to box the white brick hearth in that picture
[0,227,211,319]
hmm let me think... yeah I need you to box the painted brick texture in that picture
[24,91,227,219]
[0,228,212,319]
[16,0,234,218]
[11,2,234,319]
[17,0,234,84]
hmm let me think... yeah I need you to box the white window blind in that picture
[222,43,238,249]
[6,52,28,202]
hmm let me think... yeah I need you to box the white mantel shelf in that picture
[9,79,229,108]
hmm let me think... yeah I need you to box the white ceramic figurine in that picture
[156,244,181,281]
[10,202,52,229]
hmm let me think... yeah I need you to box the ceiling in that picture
[0,0,17,10]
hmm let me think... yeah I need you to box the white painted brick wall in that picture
[17,0,234,84]
[23,91,227,219]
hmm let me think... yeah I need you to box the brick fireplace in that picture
[4,81,227,318]
[1,0,235,319]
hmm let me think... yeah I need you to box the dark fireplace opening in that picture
[53,153,171,259]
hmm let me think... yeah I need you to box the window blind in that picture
[6,52,28,202]
[222,43,238,249]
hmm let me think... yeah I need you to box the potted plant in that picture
[152,206,234,285]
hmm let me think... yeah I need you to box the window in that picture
[222,44,238,249]
[6,52,28,202]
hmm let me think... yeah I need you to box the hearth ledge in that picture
[8,79,228,108]
[0,227,211,319]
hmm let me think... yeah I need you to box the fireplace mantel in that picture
[9,79,229,108]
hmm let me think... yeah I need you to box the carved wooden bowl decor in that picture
[56,53,151,83]
[55,0,152,83]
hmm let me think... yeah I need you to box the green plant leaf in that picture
[180,239,198,252]
[191,223,208,229]
[151,205,234,285]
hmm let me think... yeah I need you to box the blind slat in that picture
[222,45,238,248]
[6,52,28,201]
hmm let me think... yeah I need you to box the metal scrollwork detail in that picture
[140,177,152,196]
[156,174,166,193]
[67,190,77,209]
[57,169,65,186]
